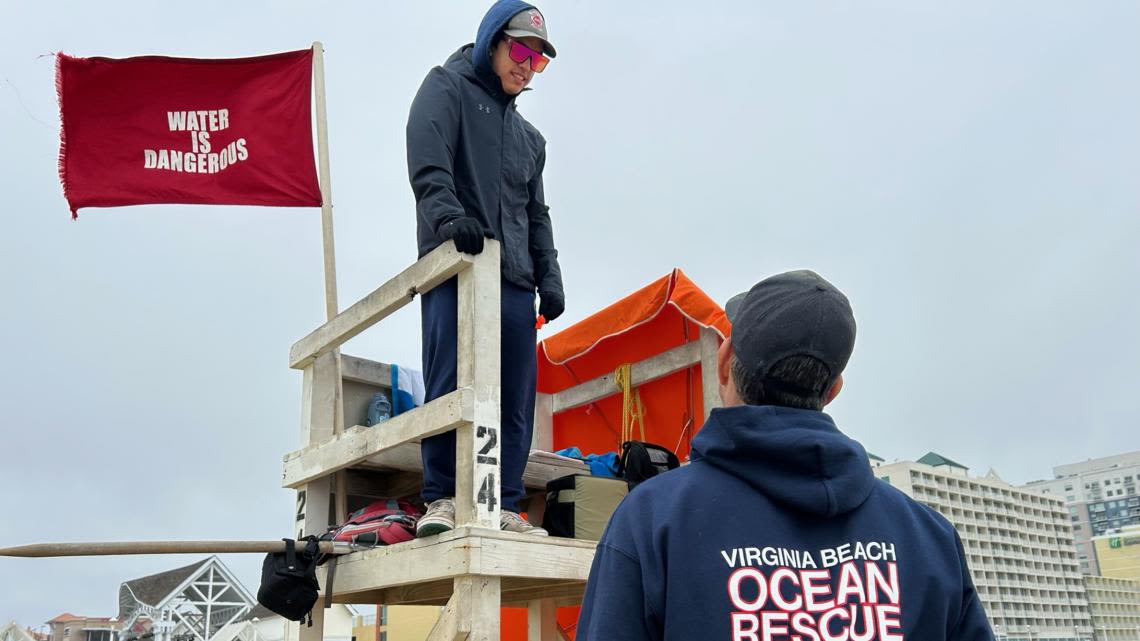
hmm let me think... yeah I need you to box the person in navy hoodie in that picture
[577,270,994,640]
[406,0,564,537]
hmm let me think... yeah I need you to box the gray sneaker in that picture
[501,510,548,536]
[416,498,455,538]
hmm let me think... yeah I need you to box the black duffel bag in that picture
[257,537,322,623]
[617,441,680,488]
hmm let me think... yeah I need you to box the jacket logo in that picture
[477,104,492,114]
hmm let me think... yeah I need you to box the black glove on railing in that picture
[439,218,487,255]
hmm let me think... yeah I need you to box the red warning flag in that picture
[56,49,321,218]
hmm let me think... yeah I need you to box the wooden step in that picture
[284,431,588,493]
[282,386,589,492]
[321,527,596,607]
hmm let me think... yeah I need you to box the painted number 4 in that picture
[478,473,498,512]
[476,425,499,511]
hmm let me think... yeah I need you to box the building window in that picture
[64,630,70,640]
[379,634,387,641]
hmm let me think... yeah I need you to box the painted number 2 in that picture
[477,424,498,465]
[295,490,307,538]
[476,425,499,511]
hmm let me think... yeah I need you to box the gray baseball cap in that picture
[725,270,857,384]
[503,7,557,58]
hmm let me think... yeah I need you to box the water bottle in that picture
[365,391,391,426]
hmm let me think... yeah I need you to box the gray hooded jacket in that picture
[406,2,562,296]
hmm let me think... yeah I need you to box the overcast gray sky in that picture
[2,0,1138,628]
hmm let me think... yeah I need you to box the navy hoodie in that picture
[577,405,994,641]
[406,0,563,297]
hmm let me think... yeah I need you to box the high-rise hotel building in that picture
[1082,574,1140,641]
[877,453,1093,640]
[1024,451,1140,576]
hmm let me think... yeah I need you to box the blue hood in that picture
[472,0,536,80]
[690,405,876,517]
[578,404,997,640]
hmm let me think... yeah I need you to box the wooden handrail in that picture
[283,388,471,488]
[551,341,701,413]
[290,241,476,369]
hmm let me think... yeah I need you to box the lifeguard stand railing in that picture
[283,239,594,641]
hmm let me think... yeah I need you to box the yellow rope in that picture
[615,363,646,443]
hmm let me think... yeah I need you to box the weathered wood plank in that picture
[505,583,585,608]
[348,448,587,493]
[552,341,702,413]
[323,533,475,599]
[344,448,587,500]
[319,528,595,602]
[528,598,557,641]
[699,327,722,422]
[477,535,596,581]
[426,588,467,641]
[332,578,584,608]
[533,393,553,451]
[282,389,471,489]
[455,242,501,530]
[454,575,500,641]
[296,351,338,641]
[354,443,427,472]
[365,578,456,606]
[307,352,340,443]
[294,356,338,539]
[332,352,349,524]
[340,354,392,386]
[290,242,474,369]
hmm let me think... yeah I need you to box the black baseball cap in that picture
[724,270,856,384]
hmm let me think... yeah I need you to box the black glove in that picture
[439,218,486,255]
[538,289,565,323]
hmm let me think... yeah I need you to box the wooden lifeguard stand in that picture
[282,240,722,641]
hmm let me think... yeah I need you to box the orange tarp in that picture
[537,268,730,462]
[503,269,728,641]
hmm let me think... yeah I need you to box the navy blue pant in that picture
[420,276,537,512]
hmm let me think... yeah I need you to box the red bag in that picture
[325,499,421,547]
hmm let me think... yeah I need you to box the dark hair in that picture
[731,354,834,410]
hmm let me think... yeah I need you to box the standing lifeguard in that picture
[406,0,565,537]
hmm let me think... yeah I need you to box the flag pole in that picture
[312,41,338,321]
[312,41,349,525]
